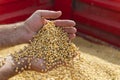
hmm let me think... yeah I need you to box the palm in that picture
[23,10,77,72]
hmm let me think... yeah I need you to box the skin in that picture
[0,10,76,48]
[0,10,77,80]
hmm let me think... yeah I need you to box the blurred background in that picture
[0,0,120,48]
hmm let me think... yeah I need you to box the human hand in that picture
[23,10,77,72]
[4,10,77,74]
[29,58,65,73]
[24,10,77,41]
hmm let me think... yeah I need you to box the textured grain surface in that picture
[10,21,78,73]
[0,37,120,80]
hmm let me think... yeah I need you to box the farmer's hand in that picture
[0,10,77,48]
[30,58,66,73]
[24,10,77,41]
[23,10,77,72]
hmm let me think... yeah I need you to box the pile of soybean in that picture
[11,21,79,73]
[0,22,120,80]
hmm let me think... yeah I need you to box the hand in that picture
[24,10,77,41]
[1,10,77,74]
[30,58,65,73]
[23,10,77,72]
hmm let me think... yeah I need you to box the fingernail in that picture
[57,11,62,13]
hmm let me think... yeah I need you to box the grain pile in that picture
[0,21,79,78]
[10,21,78,73]
[0,24,120,79]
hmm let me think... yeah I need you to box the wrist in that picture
[12,56,30,73]
[16,22,32,43]
[0,56,17,80]
[0,55,29,80]
[12,22,35,44]
[22,21,36,43]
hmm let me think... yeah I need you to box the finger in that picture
[63,27,77,34]
[54,20,76,27]
[35,10,62,19]
[25,10,62,32]
[68,34,76,40]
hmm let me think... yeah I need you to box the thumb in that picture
[24,10,62,32]
[31,58,46,72]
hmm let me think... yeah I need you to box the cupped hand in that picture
[24,10,77,41]
[22,10,77,73]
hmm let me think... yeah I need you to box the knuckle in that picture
[34,10,41,15]
[35,10,39,14]
[33,10,42,17]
